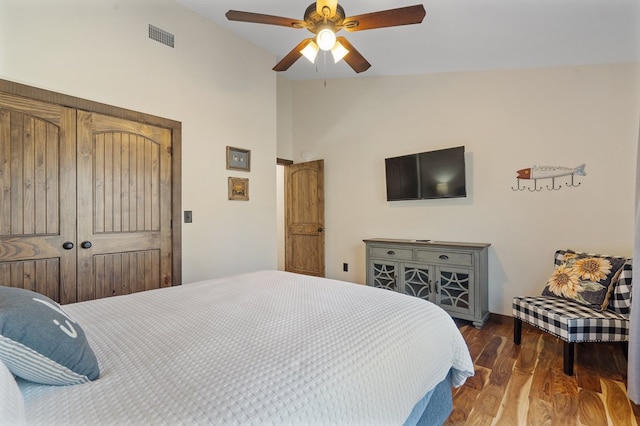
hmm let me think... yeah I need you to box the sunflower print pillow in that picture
[542,251,626,311]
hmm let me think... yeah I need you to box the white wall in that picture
[0,0,278,283]
[276,76,294,160]
[287,63,640,316]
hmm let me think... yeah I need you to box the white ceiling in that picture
[177,0,640,81]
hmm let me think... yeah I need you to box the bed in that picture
[1,270,474,425]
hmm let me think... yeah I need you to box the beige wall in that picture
[285,63,640,315]
[0,0,279,283]
[2,0,637,316]
[277,76,294,161]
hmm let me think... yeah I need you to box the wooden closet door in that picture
[0,93,77,303]
[76,111,172,301]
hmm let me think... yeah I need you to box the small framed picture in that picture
[228,177,249,201]
[226,146,250,171]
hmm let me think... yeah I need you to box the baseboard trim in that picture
[488,312,512,325]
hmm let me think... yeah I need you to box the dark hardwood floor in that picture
[446,316,640,425]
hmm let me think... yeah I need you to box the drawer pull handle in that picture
[439,254,449,260]
[387,250,396,256]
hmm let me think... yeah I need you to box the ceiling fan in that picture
[225,1,426,73]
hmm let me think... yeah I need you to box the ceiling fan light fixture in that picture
[301,40,319,63]
[316,27,336,51]
[330,41,349,63]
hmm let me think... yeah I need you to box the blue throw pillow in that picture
[0,286,100,385]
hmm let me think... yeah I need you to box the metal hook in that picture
[546,177,562,190]
[528,179,542,192]
[566,173,581,188]
[511,179,527,191]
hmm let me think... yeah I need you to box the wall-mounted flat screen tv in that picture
[385,146,467,201]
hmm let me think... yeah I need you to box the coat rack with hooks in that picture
[511,164,585,192]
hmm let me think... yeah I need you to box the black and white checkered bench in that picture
[513,250,632,375]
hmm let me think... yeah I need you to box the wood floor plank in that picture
[446,384,481,425]
[602,378,636,426]
[494,368,533,426]
[551,364,579,425]
[577,366,603,393]
[447,317,636,426]
[589,344,624,382]
[463,409,494,426]
[476,335,505,369]
[529,334,557,403]
[578,389,608,426]
[526,399,553,426]
[464,366,491,391]
[466,329,491,363]
[472,383,505,418]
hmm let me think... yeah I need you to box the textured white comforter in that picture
[19,270,474,425]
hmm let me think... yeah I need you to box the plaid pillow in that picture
[608,260,632,314]
[543,250,626,311]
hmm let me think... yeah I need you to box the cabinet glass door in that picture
[403,265,431,301]
[435,266,475,315]
[370,261,399,292]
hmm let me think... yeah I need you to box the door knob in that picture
[318,227,324,232]
[80,241,92,249]
[62,241,74,250]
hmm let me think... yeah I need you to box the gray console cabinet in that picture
[364,238,490,328]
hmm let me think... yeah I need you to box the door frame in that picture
[0,79,183,287]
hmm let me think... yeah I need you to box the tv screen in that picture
[385,146,466,201]
[384,153,419,201]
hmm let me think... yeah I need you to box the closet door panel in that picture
[0,94,77,303]
[76,111,172,302]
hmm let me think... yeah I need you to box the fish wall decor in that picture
[512,164,586,191]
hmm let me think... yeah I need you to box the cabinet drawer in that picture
[369,246,414,261]
[417,250,473,266]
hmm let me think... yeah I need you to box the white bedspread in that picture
[19,270,474,425]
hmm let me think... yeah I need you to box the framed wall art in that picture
[228,177,249,201]
[226,146,250,171]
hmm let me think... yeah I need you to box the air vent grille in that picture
[148,24,174,48]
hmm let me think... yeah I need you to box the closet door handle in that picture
[62,241,74,250]
[80,241,92,249]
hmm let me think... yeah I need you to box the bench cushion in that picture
[513,296,629,343]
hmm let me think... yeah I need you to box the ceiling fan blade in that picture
[316,0,339,18]
[226,10,306,29]
[336,37,371,73]
[342,5,426,32]
[273,39,314,72]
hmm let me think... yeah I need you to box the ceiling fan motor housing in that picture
[303,3,346,34]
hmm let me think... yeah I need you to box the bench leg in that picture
[514,317,522,345]
[563,342,575,375]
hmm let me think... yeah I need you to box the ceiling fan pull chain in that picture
[323,51,327,87]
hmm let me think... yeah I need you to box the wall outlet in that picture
[184,210,192,223]
[343,263,348,272]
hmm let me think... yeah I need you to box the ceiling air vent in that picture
[148,24,174,48]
